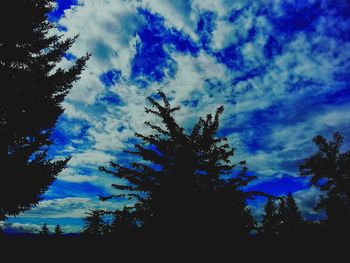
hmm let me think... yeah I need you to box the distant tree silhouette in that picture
[39,223,50,236]
[109,207,139,236]
[300,132,350,232]
[276,197,288,234]
[260,193,304,237]
[284,193,304,233]
[82,210,105,236]
[0,225,4,237]
[260,198,279,236]
[0,0,89,219]
[54,224,63,237]
[100,90,258,238]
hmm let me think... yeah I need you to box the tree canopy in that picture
[300,132,350,232]
[0,0,89,219]
[100,90,257,237]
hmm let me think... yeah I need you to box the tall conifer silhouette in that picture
[0,0,89,219]
[260,198,279,236]
[260,194,304,237]
[100,90,257,237]
[285,193,303,233]
[82,210,105,236]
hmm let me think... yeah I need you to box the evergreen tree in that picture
[276,197,288,234]
[300,132,350,232]
[39,223,50,236]
[260,194,304,237]
[285,193,303,232]
[0,0,89,219]
[54,224,63,237]
[82,210,105,236]
[100,90,257,237]
[109,207,139,236]
[276,194,304,236]
[102,222,111,235]
[260,198,279,236]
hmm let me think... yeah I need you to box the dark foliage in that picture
[82,210,105,236]
[0,0,89,219]
[300,132,350,232]
[108,207,139,236]
[260,197,279,236]
[39,223,50,236]
[100,90,258,238]
[260,193,305,237]
[54,224,63,237]
[284,193,304,233]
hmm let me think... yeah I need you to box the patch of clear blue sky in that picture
[48,115,91,158]
[99,69,122,87]
[43,181,108,200]
[64,53,77,61]
[48,0,78,22]
[244,175,309,197]
[130,8,199,84]
[197,11,216,51]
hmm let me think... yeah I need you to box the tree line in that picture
[80,92,350,239]
[0,0,349,240]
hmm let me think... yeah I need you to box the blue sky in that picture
[3,0,350,233]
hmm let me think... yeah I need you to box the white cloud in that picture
[58,168,99,183]
[141,0,198,41]
[1,222,41,233]
[69,150,114,167]
[60,0,143,74]
[294,187,325,219]
[191,0,235,17]
[19,197,125,219]
[1,221,83,234]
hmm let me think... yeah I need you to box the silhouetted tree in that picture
[54,224,63,237]
[276,197,288,234]
[260,198,279,236]
[260,194,304,237]
[300,132,350,232]
[0,225,4,237]
[39,223,50,236]
[108,207,139,236]
[0,0,89,219]
[82,210,105,236]
[285,193,303,232]
[100,90,257,238]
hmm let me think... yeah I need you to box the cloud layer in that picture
[6,0,350,232]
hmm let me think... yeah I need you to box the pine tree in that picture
[54,224,63,237]
[260,198,279,236]
[82,210,105,236]
[100,90,257,238]
[285,193,303,232]
[300,132,350,232]
[39,223,50,236]
[109,207,139,236]
[276,197,288,234]
[0,0,89,219]
[261,194,305,237]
